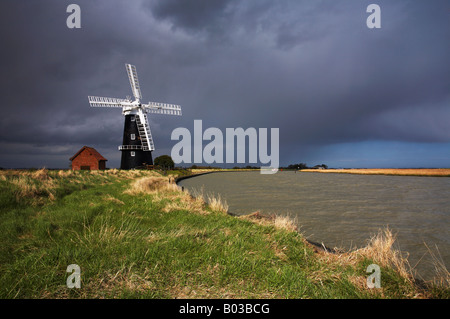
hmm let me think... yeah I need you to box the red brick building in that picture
[70,146,107,170]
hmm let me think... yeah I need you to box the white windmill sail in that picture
[88,96,128,108]
[143,101,182,116]
[135,111,155,151]
[126,64,142,101]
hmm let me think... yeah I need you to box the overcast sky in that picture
[0,0,449,168]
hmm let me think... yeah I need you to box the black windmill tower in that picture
[88,64,182,169]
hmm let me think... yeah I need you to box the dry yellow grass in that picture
[301,168,450,177]
[273,215,298,232]
[0,168,161,205]
[422,243,450,287]
[183,187,229,214]
[57,170,73,178]
[206,193,229,213]
[160,191,208,215]
[125,176,179,194]
[31,168,51,180]
[103,194,125,205]
[311,228,411,274]
[239,211,298,233]
[356,228,412,280]
[310,227,425,297]
[6,169,57,204]
[125,175,229,215]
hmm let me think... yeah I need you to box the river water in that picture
[178,171,450,281]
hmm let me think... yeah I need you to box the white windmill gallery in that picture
[88,64,182,169]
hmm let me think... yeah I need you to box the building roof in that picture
[70,146,108,161]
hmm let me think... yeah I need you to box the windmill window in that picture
[131,134,136,140]
[131,151,135,157]
[131,116,136,122]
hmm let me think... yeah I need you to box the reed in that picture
[355,228,412,281]
[125,176,171,194]
[423,243,450,288]
[239,212,298,233]
[273,215,298,232]
[206,193,229,213]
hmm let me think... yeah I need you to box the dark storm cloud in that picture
[0,0,449,168]
[148,0,236,35]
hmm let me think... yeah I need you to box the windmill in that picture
[88,64,182,169]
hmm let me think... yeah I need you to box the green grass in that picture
[0,169,446,298]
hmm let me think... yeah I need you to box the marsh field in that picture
[0,168,448,299]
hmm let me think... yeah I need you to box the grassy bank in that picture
[300,168,450,177]
[0,169,447,298]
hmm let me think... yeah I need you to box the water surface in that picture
[179,171,450,281]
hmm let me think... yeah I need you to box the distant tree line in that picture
[151,157,329,171]
[284,163,308,170]
[281,163,328,170]
[190,164,221,169]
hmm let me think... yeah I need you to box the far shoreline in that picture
[174,167,450,178]
[299,168,450,177]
